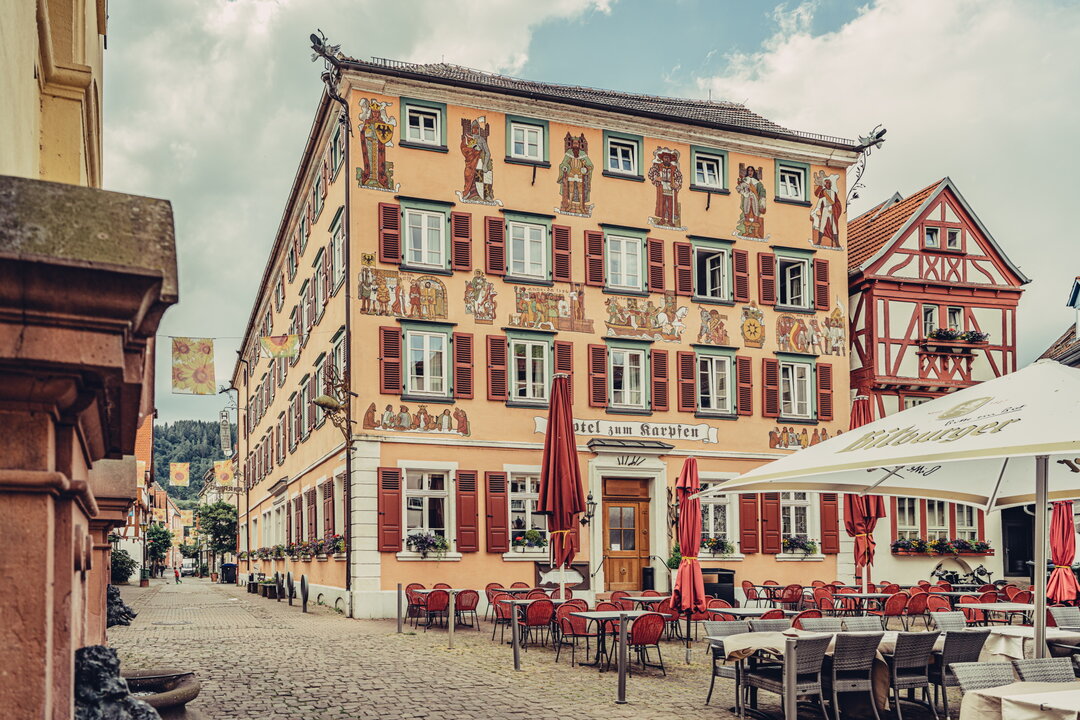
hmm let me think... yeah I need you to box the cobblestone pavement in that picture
[111,580,938,720]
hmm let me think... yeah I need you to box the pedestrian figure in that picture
[174,567,181,584]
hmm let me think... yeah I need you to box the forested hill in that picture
[153,420,235,501]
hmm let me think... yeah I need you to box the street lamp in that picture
[580,491,598,525]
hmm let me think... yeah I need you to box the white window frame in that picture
[694,153,724,189]
[895,497,919,540]
[922,304,938,336]
[698,479,742,559]
[779,361,812,419]
[609,347,647,410]
[946,228,962,250]
[313,251,326,317]
[403,470,450,543]
[924,226,940,248]
[507,221,548,280]
[509,338,550,403]
[313,358,325,426]
[607,139,637,175]
[697,354,732,415]
[331,127,343,173]
[274,278,284,311]
[694,247,730,300]
[926,500,949,540]
[300,378,311,438]
[509,121,543,161]
[331,220,346,288]
[405,329,449,398]
[947,306,963,331]
[403,208,445,269]
[778,166,806,201]
[509,473,548,547]
[312,176,323,219]
[956,504,978,541]
[405,107,440,146]
[606,234,643,292]
[332,331,347,384]
[777,256,810,309]
[780,491,811,540]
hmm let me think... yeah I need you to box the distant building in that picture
[114,416,156,576]
[1038,278,1080,367]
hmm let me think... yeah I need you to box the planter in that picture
[333,553,346,560]
[316,554,328,562]
[892,549,995,557]
[513,546,525,553]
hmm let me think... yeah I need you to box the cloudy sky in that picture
[102,0,1080,423]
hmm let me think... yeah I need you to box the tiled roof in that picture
[133,415,153,464]
[341,57,858,151]
[1040,324,1080,364]
[847,180,943,271]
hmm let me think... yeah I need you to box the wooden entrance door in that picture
[602,478,650,591]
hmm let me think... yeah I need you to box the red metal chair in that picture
[1003,585,1020,600]
[814,588,836,616]
[596,601,619,612]
[958,594,985,625]
[423,589,449,631]
[978,584,997,593]
[484,582,504,620]
[626,612,667,675]
[811,580,826,588]
[433,582,452,589]
[917,580,931,588]
[792,609,822,629]
[518,598,554,648]
[936,582,953,591]
[779,583,805,611]
[510,581,531,589]
[549,587,574,599]
[905,591,929,630]
[761,580,781,606]
[866,582,878,593]
[455,589,480,630]
[406,583,427,627]
[881,583,901,594]
[925,595,951,617]
[760,608,786,620]
[490,592,513,642]
[742,580,763,607]
[641,589,662,597]
[563,598,588,612]
[555,606,597,666]
[1009,590,1034,624]
[868,592,908,630]
[707,598,735,621]
[835,587,859,617]
[656,598,682,639]
[527,589,549,599]
[610,590,635,611]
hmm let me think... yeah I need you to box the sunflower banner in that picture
[214,459,234,487]
[152,507,166,523]
[171,337,216,395]
[180,510,194,526]
[170,462,190,487]
[260,334,300,358]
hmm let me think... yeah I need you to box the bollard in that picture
[300,575,309,613]
[396,583,403,634]
[616,612,628,704]
[286,572,294,606]
[275,572,283,602]
[511,603,521,671]
[783,637,797,720]
[448,591,456,649]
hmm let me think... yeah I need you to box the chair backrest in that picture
[702,619,750,637]
[760,608,786,620]
[456,589,479,610]
[940,629,991,668]
[811,580,826,588]
[909,585,927,595]
[843,616,884,632]
[931,611,967,632]
[780,584,804,602]
[1013,656,1074,683]
[958,595,984,623]
[925,596,951,613]
[832,632,883,673]
[642,589,661,597]
[949,661,1016,692]
[936,582,953,592]
[485,582,504,591]
[1050,605,1080,628]
[906,592,929,616]
[595,601,619,613]
[426,589,449,611]
[881,583,901,594]
[406,582,425,592]
[610,590,630,600]
[883,592,908,616]
[814,590,835,613]
[708,598,732,609]
[510,581,531,588]
[564,598,589,612]
[750,618,791,632]
[792,634,832,676]
[554,603,575,621]
[978,590,998,603]
[1012,590,1032,604]
[891,631,940,672]
[491,592,513,619]
[618,598,637,611]
[628,612,665,645]
[917,580,931,587]
[762,579,779,586]
[792,609,822,629]
[1003,585,1020,600]
[434,582,452,589]
[527,589,549,599]
[549,587,573,599]
[801,617,843,633]
[656,598,680,620]
[978,584,996,592]
[524,598,554,625]
[866,583,877,593]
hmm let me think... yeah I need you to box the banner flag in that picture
[170,462,190,487]
[214,459,234,487]
[152,507,166,523]
[171,337,216,395]
[261,335,300,358]
[180,510,194,526]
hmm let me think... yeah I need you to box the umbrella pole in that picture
[1035,455,1049,659]
[685,611,692,664]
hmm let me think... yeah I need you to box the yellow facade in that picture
[234,59,860,615]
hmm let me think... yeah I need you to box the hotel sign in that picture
[533,417,719,444]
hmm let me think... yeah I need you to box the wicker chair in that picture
[517,598,554,648]
[1012,656,1074,682]
[868,592,909,630]
[509,581,530,589]
[433,582,452,589]
[484,582,504,621]
[948,661,1015,693]
[703,618,752,705]
[925,596,952,617]
[1050,605,1080,630]
[883,631,940,720]
[905,592,929,631]
[931,611,968,633]
[843,616,885,632]
[742,633,831,720]
[749,618,792,632]
[930,629,991,718]
[802,618,844,633]
[824,632,883,720]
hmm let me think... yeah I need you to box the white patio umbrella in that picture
[700,359,1080,656]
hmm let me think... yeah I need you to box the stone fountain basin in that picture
[123,670,201,718]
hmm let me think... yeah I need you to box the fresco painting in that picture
[556,132,594,217]
[734,163,768,241]
[740,302,766,348]
[363,402,470,436]
[507,283,593,333]
[697,307,731,346]
[647,147,685,230]
[356,98,398,191]
[604,292,687,342]
[457,116,500,205]
[810,170,843,249]
[463,270,498,324]
[768,425,842,450]
[358,268,447,319]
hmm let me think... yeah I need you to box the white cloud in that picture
[693,0,1080,364]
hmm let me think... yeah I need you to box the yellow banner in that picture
[152,507,166,523]
[180,510,194,526]
[170,462,190,487]
[260,334,300,358]
[214,459,234,487]
[171,337,216,395]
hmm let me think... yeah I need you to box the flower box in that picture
[333,553,346,560]
[893,549,994,557]
[316,554,328,562]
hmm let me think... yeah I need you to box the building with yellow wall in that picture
[233,52,862,615]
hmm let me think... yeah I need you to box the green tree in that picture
[153,419,236,501]
[179,542,201,559]
[110,548,138,584]
[196,500,237,571]
[146,523,173,574]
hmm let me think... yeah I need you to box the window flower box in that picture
[891,537,993,556]
[333,552,346,560]
[316,554,328,562]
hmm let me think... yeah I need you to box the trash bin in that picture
[641,566,655,591]
[221,563,237,585]
[703,568,736,605]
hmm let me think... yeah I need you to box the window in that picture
[947,306,963,330]
[330,127,343,173]
[274,278,284,311]
[606,234,643,291]
[313,250,326,315]
[697,355,732,414]
[509,474,547,545]
[946,228,961,250]
[510,122,542,161]
[956,504,978,541]
[405,330,448,397]
[695,247,730,300]
[924,227,940,248]
[510,339,550,402]
[607,139,637,175]
[313,358,325,426]
[300,378,311,439]
[922,305,938,336]
[894,498,920,537]
[694,153,724,189]
[778,165,806,200]
[332,330,347,384]
[926,500,948,540]
[903,396,931,410]
[700,483,732,545]
[287,241,298,281]
[312,175,323,219]
[404,208,445,269]
[779,361,812,419]
[406,107,440,146]
[777,257,810,308]
[610,347,647,409]
[405,471,448,541]
[780,491,809,538]
[331,218,345,288]
[299,215,309,251]
[507,221,548,280]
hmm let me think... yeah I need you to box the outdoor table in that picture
[706,607,799,618]
[958,601,1035,624]
[958,680,1080,720]
[981,626,1080,661]
[413,588,469,594]
[623,595,669,609]
[498,597,567,607]
[498,587,537,595]
[570,610,651,670]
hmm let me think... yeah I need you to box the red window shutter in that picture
[584,230,604,286]
[450,212,472,271]
[733,249,750,302]
[762,358,780,418]
[761,492,782,554]
[676,350,696,413]
[673,241,693,296]
[485,471,509,553]
[651,348,668,411]
[378,203,401,265]
[816,363,834,422]
[377,467,402,552]
[554,340,573,396]
[647,237,665,292]
[736,355,752,416]
[758,252,776,306]
[813,258,830,310]
[320,159,329,198]
[889,497,898,540]
[323,482,335,535]
[452,332,474,399]
[286,501,293,545]
[977,509,985,541]
[307,374,317,430]
[484,216,505,276]
[486,335,507,400]
[820,493,840,553]
[322,250,332,303]
[739,494,759,553]
[587,344,607,407]
[306,489,317,540]
[455,470,479,552]
[294,497,303,543]
[379,326,402,395]
[552,224,572,282]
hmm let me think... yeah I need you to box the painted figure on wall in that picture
[358,268,448,320]
[458,116,497,204]
[776,314,811,353]
[604,292,688,342]
[735,164,768,240]
[647,147,684,229]
[508,283,593,333]
[811,170,843,248]
[697,307,730,346]
[357,98,397,191]
[556,132,594,217]
[740,302,766,348]
[463,270,498,324]
[362,402,470,436]
[768,425,840,449]
[822,302,847,356]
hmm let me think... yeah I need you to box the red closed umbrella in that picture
[672,457,706,662]
[1047,500,1080,604]
[844,394,884,590]
[537,374,586,590]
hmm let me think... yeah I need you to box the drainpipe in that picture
[341,101,355,619]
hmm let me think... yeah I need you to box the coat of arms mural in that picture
[356,98,398,192]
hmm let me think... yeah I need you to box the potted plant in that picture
[405,532,449,559]
[782,535,818,556]
[702,536,736,556]
[959,330,990,343]
[323,534,346,557]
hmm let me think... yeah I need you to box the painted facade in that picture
[232,55,861,616]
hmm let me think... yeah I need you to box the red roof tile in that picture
[847,180,944,271]
[1040,324,1080,362]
